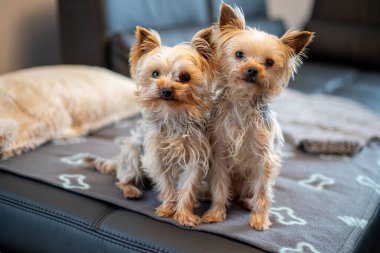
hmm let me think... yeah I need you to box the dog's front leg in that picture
[154,170,177,218]
[174,163,205,227]
[202,142,230,223]
[248,127,280,230]
[142,134,177,218]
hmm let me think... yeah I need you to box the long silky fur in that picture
[85,26,213,227]
[141,105,210,207]
[203,3,313,230]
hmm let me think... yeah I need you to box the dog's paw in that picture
[116,182,143,199]
[174,211,201,227]
[202,209,226,223]
[155,204,175,218]
[250,213,271,230]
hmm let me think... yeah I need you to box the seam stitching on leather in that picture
[92,207,118,230]
[0,199,153,253]
[0,194,171,253]
[97,228,171,253]
[0,194,88,226]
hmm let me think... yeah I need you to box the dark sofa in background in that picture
[293,0,380,113]
[59,0,285,77]
[59,0,380,114]
[1,0,379,252]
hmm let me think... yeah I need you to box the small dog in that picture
[84,26,213,227]
[201,3,314,230]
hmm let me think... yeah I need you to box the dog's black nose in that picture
[247,68,258,78]
[159,88,174,100]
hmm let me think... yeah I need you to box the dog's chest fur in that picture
[212,93,276,172]
[143,114,209,175]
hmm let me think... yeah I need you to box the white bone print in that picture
[282,151,297,159]
[114,136,129,145]
[298,173,335,190]
[59,174,90,190]
[319,154,349,161]
[269,207,306,225]
[356,175,380,195]
[60,153,92,166]
[337,216,367,229]
[279,242,320,253]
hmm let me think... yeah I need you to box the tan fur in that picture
[84,27,213,227]
[202,3,314,230]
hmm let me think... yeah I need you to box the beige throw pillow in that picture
[0,65,140,159]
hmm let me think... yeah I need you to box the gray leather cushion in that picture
[290,62,380,114]
[103,0,209,35]
[246,18,285,37]
[211,0,267,21]
[331,72,380,113]
[289,62,359,94]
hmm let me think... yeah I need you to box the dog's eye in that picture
[235,51,244,59]
[266,59,274,67]
[179,73,191,83]
[152,71,160,78]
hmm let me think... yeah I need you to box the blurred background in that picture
[0,0,379,113]
[0,0,313,74]
[0,0,60,74]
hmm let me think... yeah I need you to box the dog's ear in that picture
[218,3,245,31]
[134,26,161,56]
[191,38,212,62]
[281,31,315,55]
[192,26,213,45]
[191,27,213,61]
[130,26,161,77]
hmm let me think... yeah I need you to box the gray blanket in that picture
[1,116,379,253]
[272,90,380,155]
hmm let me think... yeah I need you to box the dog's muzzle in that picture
[243,68,258,83]
[159,88,174,100]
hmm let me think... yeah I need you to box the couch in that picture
[1,0,379,252]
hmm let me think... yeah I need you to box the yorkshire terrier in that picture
[84,26,213,227]
[201,3,314,230]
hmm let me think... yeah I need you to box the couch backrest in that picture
[211,0,267,21]
[312,0,380,26]
[103,0,210,35]
[58,0,278,72]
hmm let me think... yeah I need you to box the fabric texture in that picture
[0,65,140,160]
[273,90,380,155]
[0,116,379,253]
